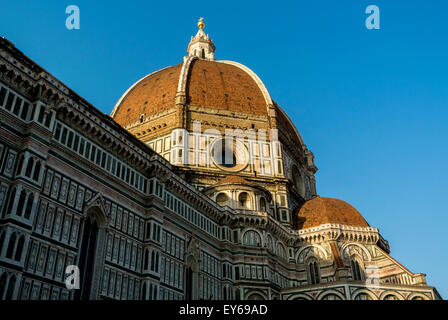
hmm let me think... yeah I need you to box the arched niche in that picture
[184,236,200,300]
[75,193,109,300]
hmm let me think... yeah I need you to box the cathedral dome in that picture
[112,63,183,126]
[296,196,369,229]
[111,59,270,127]
[109,18,317,188]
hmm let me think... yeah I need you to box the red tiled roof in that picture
[186,60,267,114]
[296,196,370,229]
[113,64,182,126]
[112,59,268,127]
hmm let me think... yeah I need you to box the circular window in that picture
[210,138,248,172]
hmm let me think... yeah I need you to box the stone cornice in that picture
[293,223,380,245]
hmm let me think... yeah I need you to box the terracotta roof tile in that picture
[187,60,267,114]
[113,63,182,126]
[296,196,369,229]
[113,59,269,127]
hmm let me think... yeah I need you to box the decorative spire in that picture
[187,18,215,60]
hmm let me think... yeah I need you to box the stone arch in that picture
[351,288,377,300]
[5,230,25,260]
[408,292,430,300]
[317,290,346,300]
[341,243,372,261]
[216,192,229,206]
[288,293,313,300]
[245,290,267,300]
[296,244,328,264]
[237,191,252,209]
[305,255,321,285]
[276,241,288,259]
[75,193,109,300]
[348,252,366,281]
[84,193,109,227]
[0,271,17,300]
[241,228,263,247]
[379,291,405,300]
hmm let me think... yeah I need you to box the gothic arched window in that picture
[277,243,287,259]
[33,161,41,181]
[5,188,16,217]
[5,233,17,259]
[307,259,320,285]
[14,236,24,261]
[16,155,24,176]
[150,251,155,271]
[242,230,261,247]
[153,284,158,300]
[75,217,100,300]
[24,193,34,219]
[5,276,16,300]
[142,282,147,300]
[0,273,6,299]
[351,259,364,281]
[16,190,27,217]
[0,273,15,300]
[25,158,34,177]
[150,250,160,273]
[144,249,149,270]
[0,232,5,256]
[155,252,160,273]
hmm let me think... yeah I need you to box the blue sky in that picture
[1,1,447,298]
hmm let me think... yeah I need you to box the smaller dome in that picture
[296,196,369,229]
